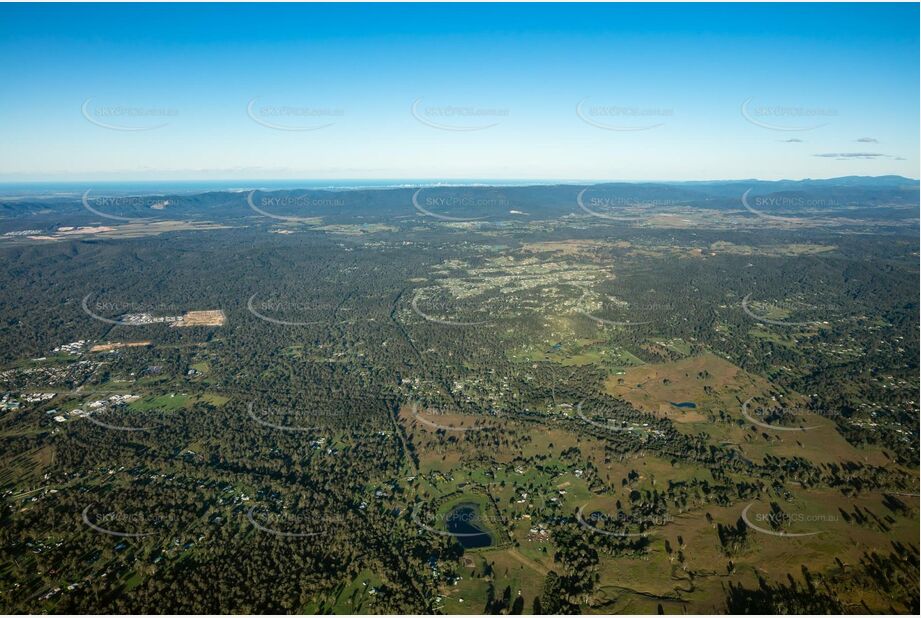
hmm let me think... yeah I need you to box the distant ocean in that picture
[0,179,584,198]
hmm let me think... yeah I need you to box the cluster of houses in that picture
[52,394,141,423]
[24,392,56,403]
[2,392,56,412]
[1,393,21,411]
[120,313,180,326]
[52,340,88,355]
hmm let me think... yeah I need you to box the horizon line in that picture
[0,174,918,186]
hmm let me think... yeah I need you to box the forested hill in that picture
[0,176,917,229]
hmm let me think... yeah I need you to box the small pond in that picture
[446,503,493,549]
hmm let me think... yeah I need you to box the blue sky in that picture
[0,2,917,181]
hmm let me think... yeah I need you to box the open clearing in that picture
[89,341,152,352]
[173,310,226,327]
[603,353,889,465]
